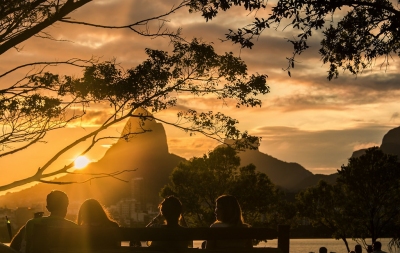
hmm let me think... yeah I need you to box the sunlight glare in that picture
[74,156,90,169]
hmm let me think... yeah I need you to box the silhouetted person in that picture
[146,196,189,250]
[373,241,386,253]
[355,244,362,253]
[76,198,119,248]
[0,242,19,253]
[10,190,77,253]
[319,247,328,253]
[77,199,118,227]
[206,195,252,249]
[367,245,373,253]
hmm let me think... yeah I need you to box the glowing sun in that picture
[74,156,90,169]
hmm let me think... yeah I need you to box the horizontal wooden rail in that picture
[30,225,290,253]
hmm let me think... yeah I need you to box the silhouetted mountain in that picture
[237,149,313,190]
[351,126,400,158]
[0,108,185,208]
[293,173,338,190]
[380,126,400,157]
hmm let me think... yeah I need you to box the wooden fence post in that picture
[278,225,290,253]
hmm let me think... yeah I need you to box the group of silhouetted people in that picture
[145,194,252,250]
[3,190,251,252]
[1,190,392,253]
[318,241,387,253]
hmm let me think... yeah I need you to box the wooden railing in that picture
[30,225,290,253]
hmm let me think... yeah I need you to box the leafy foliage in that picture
[337,147,400,244]
[0,0,91,55]
[296,147,400,249]
[190,0,400,79]
[0,0,192,161]
[296,181,352,252]
[0,39,269,191]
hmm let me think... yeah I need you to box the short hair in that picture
[159,196,182,223]
[319,247,328,253]
[46,190,69,213]
[373,242,382,251]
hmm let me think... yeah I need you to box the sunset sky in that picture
[1,0,399,192]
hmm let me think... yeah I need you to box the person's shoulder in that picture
[110,221,119,228]
[0,242,19,253]
[41,216,77,227]
[149,223,163,228]
[25,218,34,226]
[210,222,251,228]
[62,218,78,227]
[210,222,230,228]
[25,217,43,228]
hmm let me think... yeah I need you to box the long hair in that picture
[215,195,245,226]
[77,199,115,226]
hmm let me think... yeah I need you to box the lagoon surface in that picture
[259,238,396,253]
[193,238,397,253]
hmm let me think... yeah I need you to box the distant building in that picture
[108,197,158,227]
[130,177,146,212]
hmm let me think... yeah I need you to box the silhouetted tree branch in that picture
[0,0,191,157]
[189,0,400,79]
[0,39,269,192]
[59,1,190,40]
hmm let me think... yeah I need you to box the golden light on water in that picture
[74,156,90,169]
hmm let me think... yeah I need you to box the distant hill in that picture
[352,126,400,158]
[237,149,314,190]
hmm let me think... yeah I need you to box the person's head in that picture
[214,195,244,225]
[77,199,113,226]
[373,242,382,251]
[355,244,362,253]
[367,245,373,253]
[319,247,328,253]
[46,190,69,217]
[159,196,182,224]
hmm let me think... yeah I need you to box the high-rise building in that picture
[130,177,146,211]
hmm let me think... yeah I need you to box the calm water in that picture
[259,238,396,253]
[192,238,397,253]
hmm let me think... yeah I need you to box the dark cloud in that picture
[266,88,400,112]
